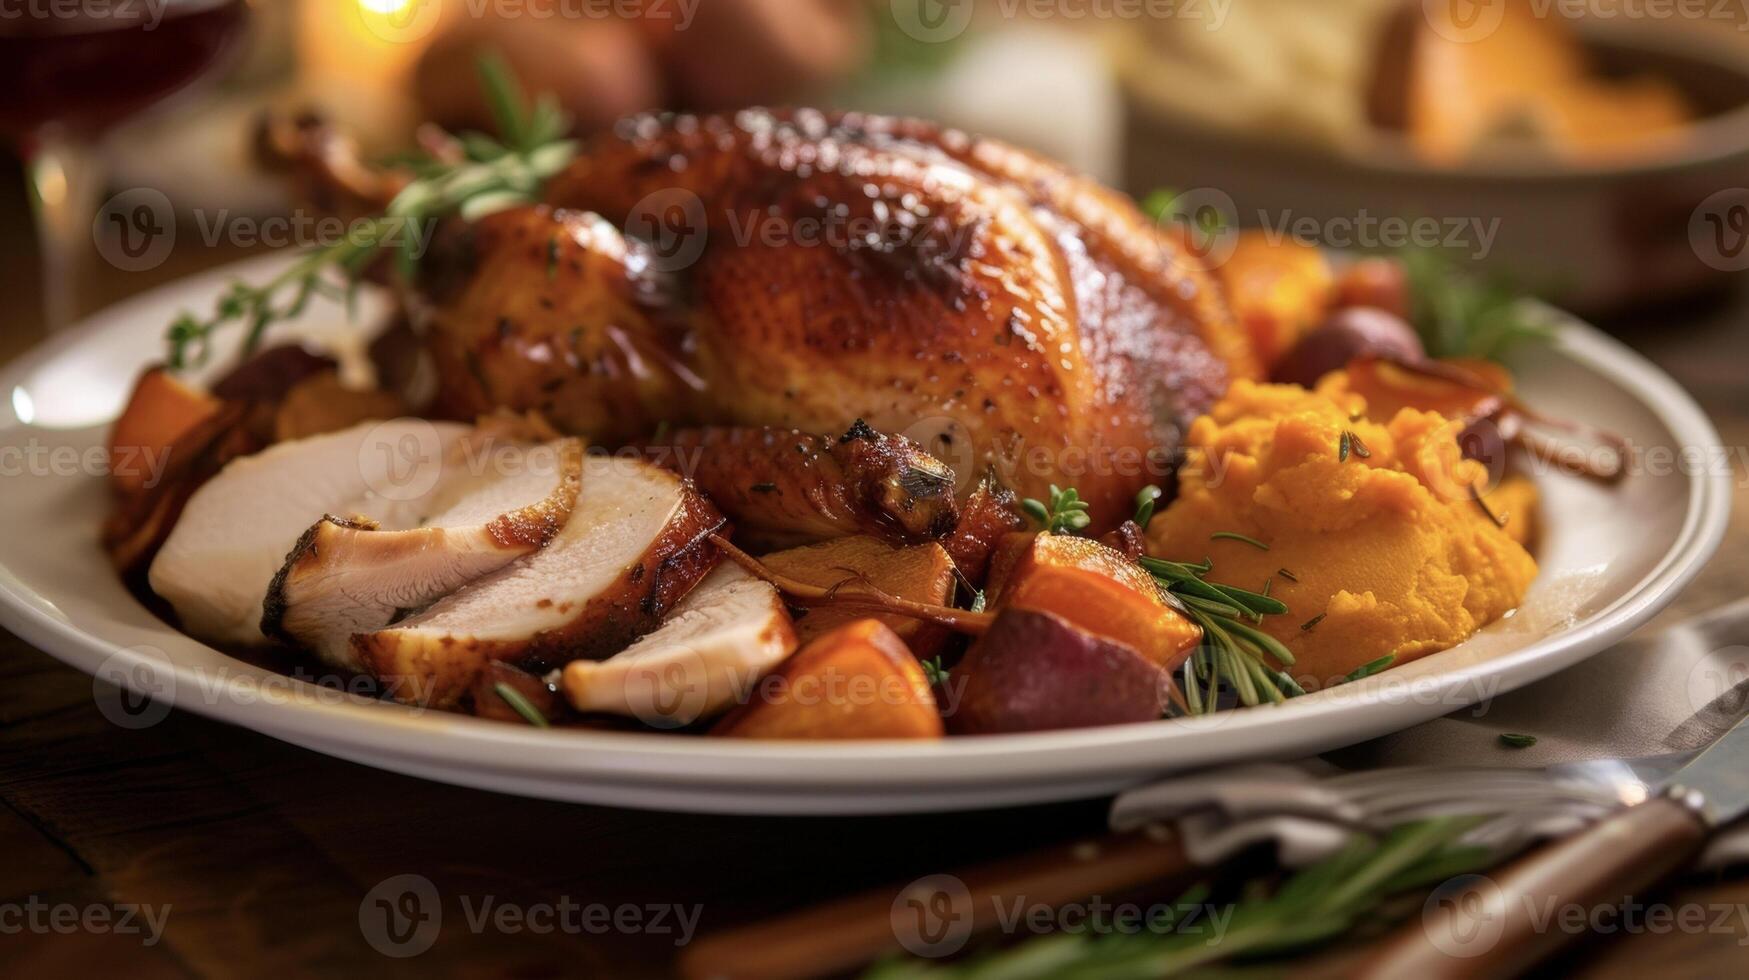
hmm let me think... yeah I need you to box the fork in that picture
[679,758,1660,980]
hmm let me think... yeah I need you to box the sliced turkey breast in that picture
[147,419,472,647]
[559,564,797,727]
[261,438,585,670]
[356,456,727,708]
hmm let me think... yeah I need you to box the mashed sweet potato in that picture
[1148,380,1538,687]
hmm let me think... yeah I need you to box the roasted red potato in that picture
[1272,308,1426,389]
[947,608,1168,734]
[713,619,943,740]
[986,532,1202,673]
[471,661,563,726]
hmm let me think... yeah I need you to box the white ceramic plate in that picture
[0,255,1731,814]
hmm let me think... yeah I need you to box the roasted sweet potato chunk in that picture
[109,367,223,497]
[761,536,956,657]
[1216,233,1336,372]
[986,532,1201,672]
[713,619,943,740]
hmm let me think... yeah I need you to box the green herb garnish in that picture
[1402,247,1557,362]
[1022,485,1092,535]
[1141,555,1293,715]
[750,482,778,494]
[166,52,577,368]
[1211,530,1270,551]
[1133,485,1164,529]
[921,657,950,686]
[1342,654,1396,683]
[867,815,1492,979]
[1339,429,1373,462]
[1469,484,1508,529]
[1301,613,1326,632]
[1278,568,1299,583]
[1499,733,1538,748]
[492,682,550,728]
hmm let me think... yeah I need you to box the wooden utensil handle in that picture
[1358,795,1710,979]
[677,829,1194,980]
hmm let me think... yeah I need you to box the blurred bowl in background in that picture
[1120,20,1749,316]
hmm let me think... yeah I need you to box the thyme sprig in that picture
[165,52,577,369]
[865,815,1493,979]
[1021,485,1092,535]
[920,657,950,686]
[1132,485,1164,529]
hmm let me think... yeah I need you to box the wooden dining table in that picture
[1,155,1747,979]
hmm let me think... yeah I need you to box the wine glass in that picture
[0,0,249,332]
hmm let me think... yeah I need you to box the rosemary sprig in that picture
[1021,485,1092,535]
[1140,556,1294,715]
[1210,530,1269,551]
[166,52,578,369]
[1401,247,1557,362]
[1341,654,1396,683]
[866,815,1493,979]
[492,682,549,728]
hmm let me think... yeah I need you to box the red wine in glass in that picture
[0,0,249,329]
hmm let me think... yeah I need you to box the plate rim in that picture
[0,261,1732,809]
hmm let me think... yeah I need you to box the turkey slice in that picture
[148,419,472,647]
[261,438,585,670]
[356,456,727,709]
[558,564,797,728]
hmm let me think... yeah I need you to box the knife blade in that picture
[1658,708,1749,826]
[1358,710,1749,978]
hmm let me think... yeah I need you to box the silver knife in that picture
[1359,710,1749,978]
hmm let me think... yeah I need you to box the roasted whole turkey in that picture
[404,110,1257,530]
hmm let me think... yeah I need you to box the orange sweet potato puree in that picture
[1147,380,1537,688]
